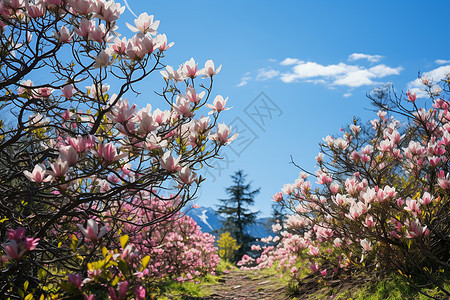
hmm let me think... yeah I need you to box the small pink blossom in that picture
[77,219,108,242]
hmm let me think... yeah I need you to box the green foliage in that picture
[216,170,260,260]
[217,232,240,261]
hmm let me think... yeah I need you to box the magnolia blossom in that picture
[126,12,159,34]
[419,192,434,205]
[49,159,69,178]
[26,0,46,18]
[97,143,127,162]
[77,219,108,242]
[202,60,221,77]
[206,95,230,115]
[405,219,427,238]
[54,25,72,43]
[182,58,201,78]
[209,123,238,145]
[61,84,74,98]
[308,245,320,256]
[178,166,196,185]
[360,238,372,251]
[94,0,125,23]
[159,151,181,172]
[23,164,53,183]
[93,49,114,68]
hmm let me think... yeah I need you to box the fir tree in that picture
[217,170,260,260]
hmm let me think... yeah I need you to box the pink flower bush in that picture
[239,78,450,295]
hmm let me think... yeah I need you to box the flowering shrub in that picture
[0,0,233,297]
[241,77,450,296]
[117,192,220,282]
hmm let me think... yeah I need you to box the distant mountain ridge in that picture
[183,206,273,238]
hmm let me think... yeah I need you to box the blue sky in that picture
[118,0,450,217]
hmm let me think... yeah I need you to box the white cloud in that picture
[348,53,383,63]
[280,58,303,66]
[407,65,450,98]
[280,60,402,87]
[268,58,277,62]
[343,92,353,98]
[237,80,248,87]
[256,68,280,81]
[436,59,450,65]
[236,73,252,87]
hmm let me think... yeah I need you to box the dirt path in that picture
[199,269,290,300]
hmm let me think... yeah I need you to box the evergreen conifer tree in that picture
[217,170,260,260]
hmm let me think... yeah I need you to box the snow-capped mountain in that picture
[184,206,273,238]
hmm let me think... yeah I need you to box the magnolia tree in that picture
[0,0,235,298]
[241,77,450,297]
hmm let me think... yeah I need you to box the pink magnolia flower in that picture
[59,145,78,165]
[94,0,125,23]
[49,159,68,178]
[7,227,26,241]
[160,65,183,82]
[329,182,340,194]
[93,49,114,68]
[185,86,205,104]
[110,37,128,55]
[83,294,95,300]
[155,34,174,51]
[419,192,434,205]
[201,60,221,77]
[182,58,201,79]
[74,19,95,39]
[272,192,283,202]
[159,151,181,172]
[97,143,127,162]
[126,12,159,35]
[360,239,372,251]
[308,262,319,273]
[54,25,72,43]
[178,166,196,185]
[77,219,108,242]
[88,23,107,43]
[173,94,193,117]
[308,245,320,256]
[407,91,417,102]
[404,197,420,216]
[23,164,53,183]
[405,219,427,238]
[365,215,375,227]
[61,84,74,98]
[209,123,238,145]
[333,238,343,248]
[26,0,46,18]
[109,97,137,123]
[206,95,230,115]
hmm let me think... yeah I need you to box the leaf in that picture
[141,255,150,270]
[102,246,108,258]
[24,280,29,291]
[117,259,128,275]
[24,293,34,300]
[120,235,129,249]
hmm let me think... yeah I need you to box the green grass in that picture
[152,260,235,299]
